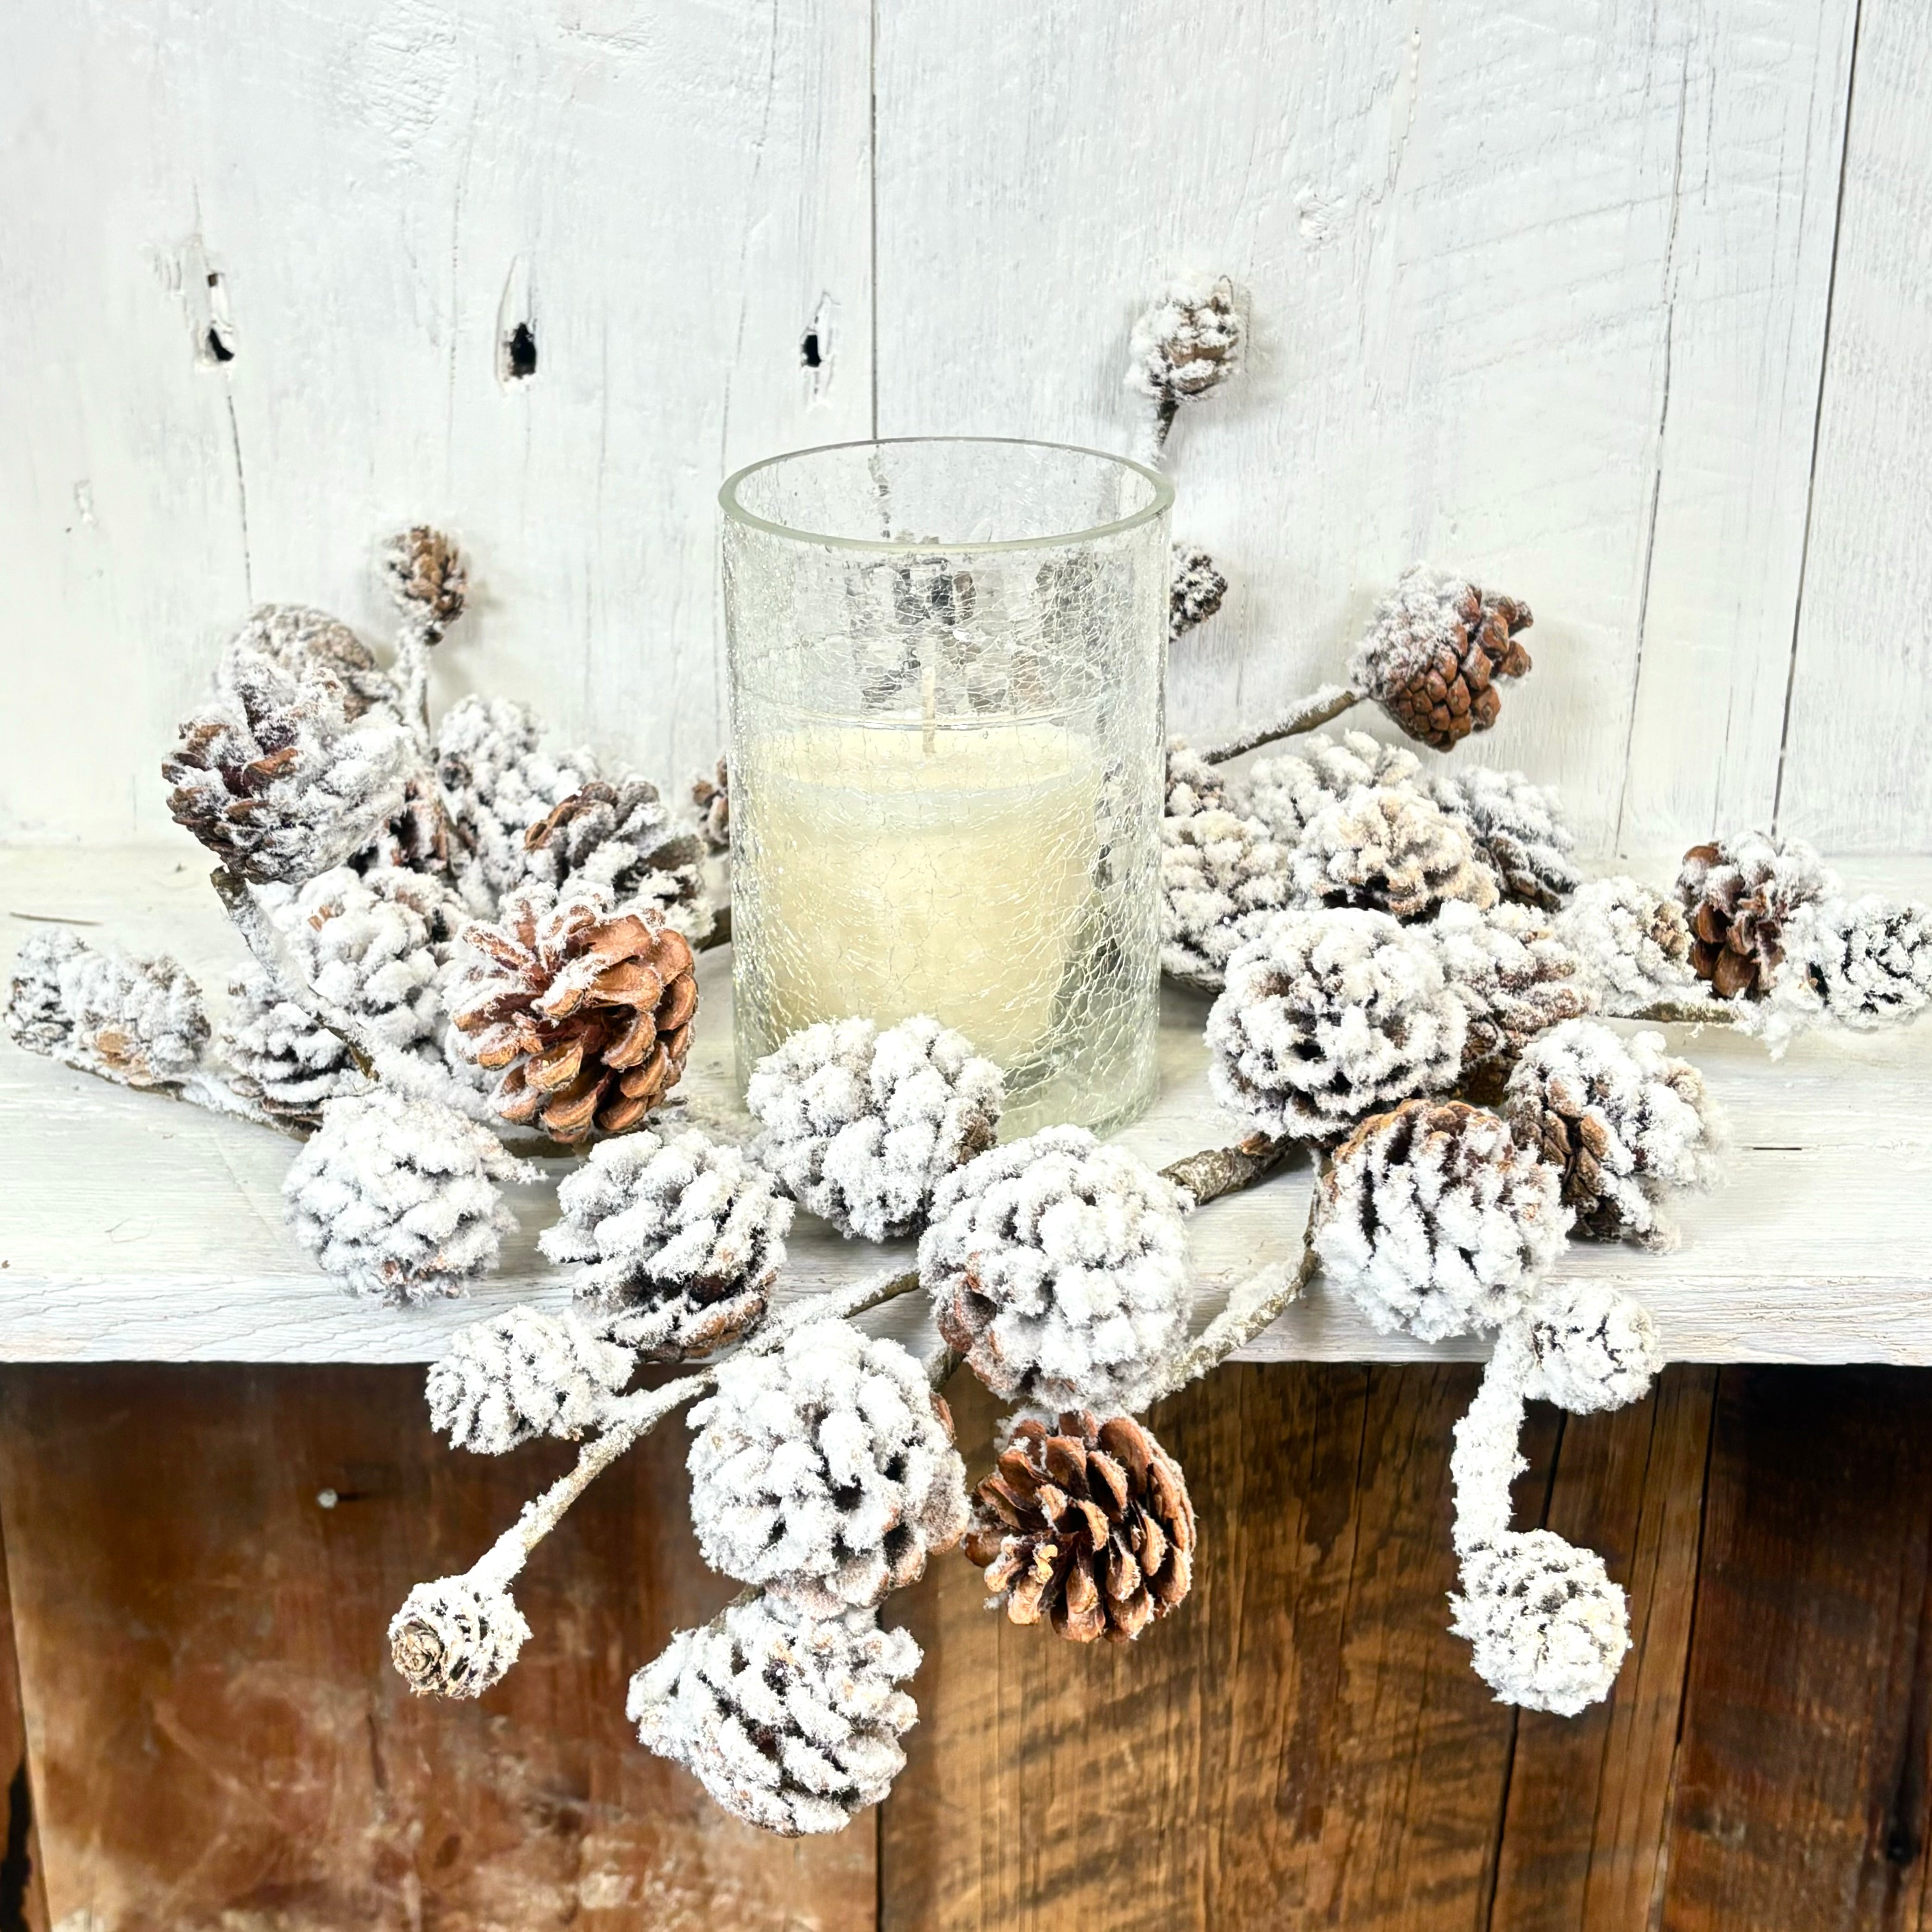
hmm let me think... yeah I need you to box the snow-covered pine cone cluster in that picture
[921,1126,1192,1417]
[520,778,710,940]
[219,962,362,1121]
[746,1015,1003,1241]
[1555,876,1699,1016]
[1429,766,1579,910]
[1430,901,1594,1079]
[685,1319,968,1613]
[628,1593,921,1837]
[541,1127,792,1357]
[1290,784,1499,922]
[1741,893,1932,1053]
[5,928,209,1090]
[1245,730,1421,847]
[1676,831,1835,1001]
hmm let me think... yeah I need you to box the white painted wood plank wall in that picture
[0,0,1927,853]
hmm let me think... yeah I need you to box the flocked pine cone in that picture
[426,1305,633,1454]
[386,525,468,640]
[435,695,599,912]
[283,1089,533,1302]
[921,1127,1191,1416]
[1523,1280,1662,1415]
[1165,739,1234,818]
[6,928,208,1088]
[1748,894,1932,1052]
[1315,1099,1570,1342]
[1169,546,1228,640]
[1430,901,1594,1079]
[1504,1019,1721,1247]
[965,1411,1196,1644]
[449,885,697,1142]
[1204,909,1466,1141]
[227,604,398,720]
[1430,767,1580,910]
[1554,877,1699,1016]
[691,757,731,853]
[217,962,362,1121]
[1349,565,1534,751]
[390,1575,530,1699]
[1290,785,1499,922]
[1245,729,1422,848]
[540,1128,792,1357]
[686,1320,968,1614]
[1675,832,1834,1000]
[746,1015,1003,1242]
[522,779,711,939]
[164,645,414,884]
[1160,804,1292,988]
[1450,1531,1629,1717]
[629,1593,920,1837]
[1126,274,1244,417]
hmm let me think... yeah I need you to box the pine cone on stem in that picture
[1169,546,1228,639]
[1125,273,1245,461]
[965,1411,1197,1643]
[227,604,398,721]
[1245,730,1422,849]
[448,885,698,1142]
[1555,877,1700,1017]
[6,928,208,1089]
[1675,831,1834,1000]
[1429,901,1595,1081]
[1744,894,1932,1053]
[691,757,731,853]
[427,1306,634,1454]
[1290,785,1499,922]
[522,779,712,941]
[218,960,362,1122]
[389,1576,531,1699]
[1429,766,1580,910]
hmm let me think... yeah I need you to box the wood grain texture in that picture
[0,1506,50,1932]
[8,845,1932,1367]
[1659,1367,1932,1931]
[0,0,872,844]
[0,1364,872,1932]
[1780,0,1932,852]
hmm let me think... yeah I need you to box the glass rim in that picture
[718,435,1175,554]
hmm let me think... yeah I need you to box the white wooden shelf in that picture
[4,842,1932,1366]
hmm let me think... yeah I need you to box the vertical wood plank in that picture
[0,1503,50,1932]
[882,1363,1551,1931]
[0,0,873,842]
[1777,0,1932,852]
[1487,1367,1717,1930]
[0,1365,874,1932]
[873,0,1861,858]
[1660,1367,1932,1932]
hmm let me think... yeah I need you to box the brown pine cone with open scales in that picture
[449,887,697,1141]
[1350,566,1534,751]
[963,1411,1195,1644]
[1676,832,1833,1001]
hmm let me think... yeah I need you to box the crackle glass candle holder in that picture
[721,437,1173,1136]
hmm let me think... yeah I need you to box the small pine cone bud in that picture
[1675,831,1834,1001]
[540,1128,792,1358]
[746,1015,1003,1242]
[628,1594,920,1837]
[1169,546,1228,640]
[6,928,208,1088]
[1290,785,1499,922]
[449,885,698,1142]
[1429,766,1580,911]
[1205,910,1466,1141]
[229,604,398,720]
[389,1575,530,1699]
[1747,894,1932,1053]
[1160,805,1292,989]
[1503,1019,1722,1248]
[921,1127,1191,1416]
[386,525,467,635]
[1125,274,1245,409]
[686,1320,969,1613]
[523,778,711,940]
[1554,877,1698,1016]
[1522,1282,1662,1414]
[426,1305,633,1454]
[283,1090,534,1303]
[163,646,415,884]
[1164,739,1233,818]
[1315,1099,1571,1342]
[217,961,362,1122]
[435,695,600,912]
[1430,901,1595,1079]
[965,1411,1196,1644]
[1450,1530,1629,1716]
[1246,730,1422,848]
[1349,564,1535,751]
[691,756,731,853]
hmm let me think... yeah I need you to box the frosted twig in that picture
[1160,1132,1304,1205]
[1449,1324,1534,1554]
[1630,998,1738,1027]
[1201,685,1361,764]
[745,1267,922,1352]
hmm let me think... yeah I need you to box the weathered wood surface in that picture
[9,844,1932,1367]
[4,1361,1929,1929]
[0,1502,49,1932]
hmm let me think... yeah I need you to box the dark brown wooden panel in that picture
[1660,1367,1932,1932]
[0,1365,872,1932]
[0,1487,50,1932]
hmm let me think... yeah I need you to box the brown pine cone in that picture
[691,757,731,854]
[387,526,467,637]
[449,888,697,1141]
[963,1411,1195,1644]
[1350,566,1534,751]
[1676,832,1832,1000]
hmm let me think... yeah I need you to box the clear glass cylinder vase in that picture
[720,437,1173,1137]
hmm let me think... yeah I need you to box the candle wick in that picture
[922,664,937,754]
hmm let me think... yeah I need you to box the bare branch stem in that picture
[1201,685,1363,764]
